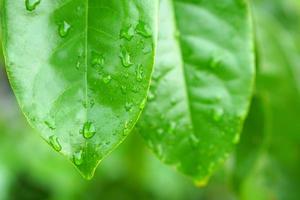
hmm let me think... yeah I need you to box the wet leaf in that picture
[1,0,158,179]
[138,0,255,181]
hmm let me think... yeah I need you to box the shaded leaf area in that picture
[2,0,158,178]
[232,0,300,199]
[138,0,255,181]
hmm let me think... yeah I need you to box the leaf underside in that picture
[2,0,158,179]
[138,0,255,181]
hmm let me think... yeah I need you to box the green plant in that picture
[1,1,300,197]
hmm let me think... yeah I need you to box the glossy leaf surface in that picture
[1,0,158,179]
[138,0,255,181]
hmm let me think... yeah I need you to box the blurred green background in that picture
[1,0,300,199]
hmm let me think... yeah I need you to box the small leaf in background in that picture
[138,0,255,181]
[1,0,158,179]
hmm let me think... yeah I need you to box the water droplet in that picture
[80,121,96,139]
[121,85,127,94]
[131,86,139,93]
[136,64,144,82]
[73,150,83,166]
[213,107,224,121]
[119,25,134,41]
[59,21,71,37]
[124,72,129,78]
[44,119,56,130]
[119,45,133,67]
[103,75,112,84]
[90,99,95,108]
[82,99,95,109]
[25,0,41,11]
[92,53,105,68]
[139,98,147,110]
[125,102,133,112]
[142,43,152,54]
[135,21,151,38]
[82,100,88,108]
[123,121,130,136]
[49,135,62,152]
[76,59,82,70]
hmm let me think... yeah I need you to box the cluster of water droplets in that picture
[26,0,154,166]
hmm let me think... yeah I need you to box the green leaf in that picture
[137,0,255,181]
[1,0,158,179]
[236,0,300,199]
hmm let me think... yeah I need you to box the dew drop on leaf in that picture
[136,64,144,82]
[131,86,139,93]
[125,101,133,112]
[49,135,62,152]
[92,53,105,68]
[25,0,41,12]
[80,121,96,139]
[103,75,112,84]
[135,21,152,38]
[142,44,152,55]
[139,98,147,110]
[119,45,133,68]
[121,85,127,94]
[44,119,56,130]
[119,25,134,41]
[58,21,71,38]
[73,150,84,166]
[123,121,131,136]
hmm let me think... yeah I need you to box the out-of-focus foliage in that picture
[231,0,300,199]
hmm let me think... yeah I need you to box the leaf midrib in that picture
[84,0,89,122]
[169,0,196,134]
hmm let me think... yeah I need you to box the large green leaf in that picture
[235,0,300,199]
[138,0,255,181]
[1,0,158,179]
